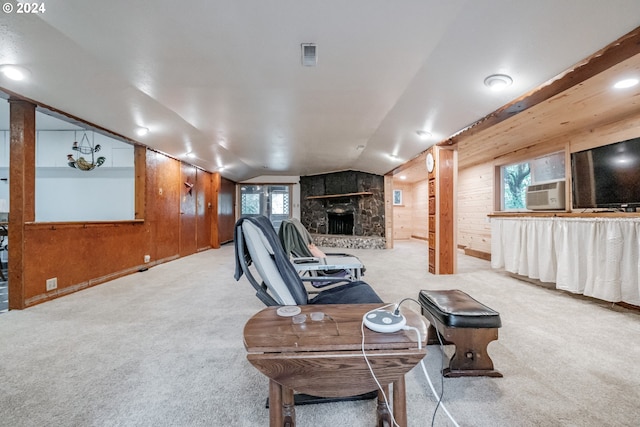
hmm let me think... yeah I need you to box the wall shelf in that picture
[306,191,372,200]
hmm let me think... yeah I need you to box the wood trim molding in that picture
[211,172,221,249]
[134,145,146,219]
[384,175,393,248]
[462,247,491,261]
[306,191,373,199]
[488,212,640,218]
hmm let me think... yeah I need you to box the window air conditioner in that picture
[526,180,566,210]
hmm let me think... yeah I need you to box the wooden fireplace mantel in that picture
[306,191,373,200]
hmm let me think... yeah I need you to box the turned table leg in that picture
[376,386,391,427]
[269,380,283,427]
[393,375,407,427]
[282,387,295,426]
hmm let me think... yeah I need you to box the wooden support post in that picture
[8,99,36,310]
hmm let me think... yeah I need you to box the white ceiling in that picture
[1,0,639,182]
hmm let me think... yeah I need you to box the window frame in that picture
[496,150,566,212]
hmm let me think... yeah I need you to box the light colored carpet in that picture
[0,240,639,426]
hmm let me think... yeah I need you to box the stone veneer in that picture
[312,234,386,250]
[300,170,386,249]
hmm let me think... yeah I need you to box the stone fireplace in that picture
[300,170,385,249]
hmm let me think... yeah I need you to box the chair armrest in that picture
[324,252,353,257]
[293,257,321,264]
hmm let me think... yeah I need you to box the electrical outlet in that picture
[144,255,150,263]
[46,277,57,291]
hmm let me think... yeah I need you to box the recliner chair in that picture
[234,215,381,306]
[278,217,366,284]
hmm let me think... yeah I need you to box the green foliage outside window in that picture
[503,163,531,209]
[241,193,260,215]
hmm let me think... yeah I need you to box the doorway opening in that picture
[239,184,291,230]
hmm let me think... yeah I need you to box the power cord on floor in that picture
[361,303,400,427]
[361,300,459,426]
[392,298,460,427]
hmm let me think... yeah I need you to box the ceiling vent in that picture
[301,43,317,67]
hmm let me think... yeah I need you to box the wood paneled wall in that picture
[457,163,493,254]
[410,179,429,240]
[9,101,225,308]
[145,150,181,262]
[456,112,640,258]
[20,150,219,307]
[179,163,199,257]
[392,182,413,240]
[23,222,150,305]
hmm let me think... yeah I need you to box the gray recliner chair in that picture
[277,218,366,284]
[234,215,381,306]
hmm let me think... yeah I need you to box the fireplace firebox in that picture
[328,212,354,235]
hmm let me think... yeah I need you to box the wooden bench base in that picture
[419,289,502,378]
[426,321,502,378]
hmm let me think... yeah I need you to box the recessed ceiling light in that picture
[135,126,149,136]
[186,151,195,158]
[484,74,513,91]
[613,78,639,89]
[0,64,30,81]
[416,130,431,140]
[399,175,407,180]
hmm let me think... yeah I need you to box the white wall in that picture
[28,130,135,222]
[35,167,135,221]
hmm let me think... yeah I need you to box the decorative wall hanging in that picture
[184,180,194,196]
[67,132,106,171]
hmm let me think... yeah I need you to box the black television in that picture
[571,137,640,211]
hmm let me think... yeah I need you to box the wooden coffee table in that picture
[243,304,427,426]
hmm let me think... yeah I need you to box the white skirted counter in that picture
[491,216,640,306]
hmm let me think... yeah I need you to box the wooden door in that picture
[217,177,236,244]
[180,163,198,257]
[196,169,212,251]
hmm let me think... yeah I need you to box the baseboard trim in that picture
[462,247,491,261]
[616,301,640,312]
